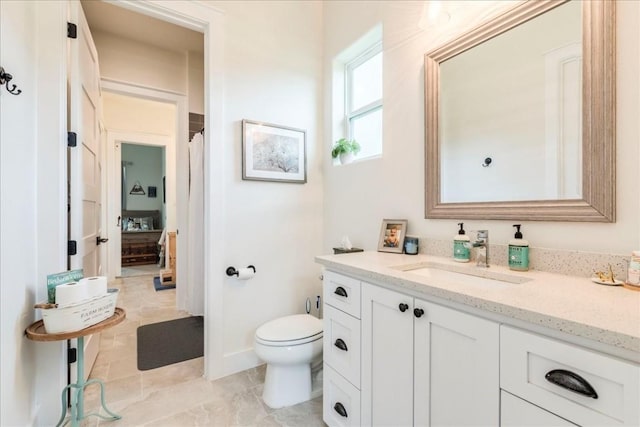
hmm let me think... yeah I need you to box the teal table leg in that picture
[56,336,122,426]
[76,336,85,421]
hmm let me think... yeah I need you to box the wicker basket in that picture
[40,289,119,334]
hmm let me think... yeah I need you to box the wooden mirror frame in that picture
[425,0,615,222]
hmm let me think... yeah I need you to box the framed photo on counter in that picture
[378,219,408,253]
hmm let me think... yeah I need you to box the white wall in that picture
[1,1,68,424]
[93,30,187,94]
[188,51,205,114]
[1,3,38,423]
[323,1,640,256]
[92,30,204,114]
[101,91,177,230]
[209,0,324,367]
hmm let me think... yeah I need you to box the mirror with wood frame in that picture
[424,0,615,222]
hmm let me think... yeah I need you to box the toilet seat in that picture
[255,314,322,347]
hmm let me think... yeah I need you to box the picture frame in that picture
[378,219,408,253]
[242,119,307,183]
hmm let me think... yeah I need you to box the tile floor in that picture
[119,264,161,278]
[81,274,324,426]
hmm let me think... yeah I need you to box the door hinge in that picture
[67,22,77,39]
[68,240,77,256]
[67,132,77,147]
[68,348,77,364]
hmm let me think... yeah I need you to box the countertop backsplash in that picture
[419,238,628,279]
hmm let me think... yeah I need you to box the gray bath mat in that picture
[137,316,204,370]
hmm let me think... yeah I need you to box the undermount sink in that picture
[391,262,533,287]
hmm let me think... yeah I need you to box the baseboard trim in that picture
[222,348,262,377]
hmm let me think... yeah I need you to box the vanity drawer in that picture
[323,364,361,427]
[324,304,361,388]
[501,391,576,426]
[324,271,361,318]
[500,326,640,426]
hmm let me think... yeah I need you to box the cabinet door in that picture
[501,391,577,426]
[413,300,499,427]
[362,283,414,427]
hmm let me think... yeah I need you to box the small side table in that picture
[25,307,126,427]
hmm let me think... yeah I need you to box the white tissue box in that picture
[40,289,119,334]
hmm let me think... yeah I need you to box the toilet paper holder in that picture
[226,265,256,277]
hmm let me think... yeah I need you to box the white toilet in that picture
[254,314,323,409]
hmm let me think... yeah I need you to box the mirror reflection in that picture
[440,1,581,203]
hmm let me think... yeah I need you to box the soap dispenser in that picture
[453,222,471,262]
[508,224,529,271]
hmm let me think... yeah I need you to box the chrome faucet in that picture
[470,230,490,268]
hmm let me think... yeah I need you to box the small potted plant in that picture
[331,138,361,165]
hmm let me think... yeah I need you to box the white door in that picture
[361,283,414,427]
[413,300,500,426]
[68,0,103,382]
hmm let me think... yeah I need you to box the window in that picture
[345,43,382,159]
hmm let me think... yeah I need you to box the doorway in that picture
[119,142,166,278]
[101,89,177,281]
[80,0,226,380]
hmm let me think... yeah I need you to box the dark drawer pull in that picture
[414,308,425,318]
[399,303,409,312]
[545,369,598,399]
[334,286,348,298]
[334,402,348,418]
[334,338,348,352]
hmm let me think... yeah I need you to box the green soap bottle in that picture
[508,224,529,271]
[453,222,470,262]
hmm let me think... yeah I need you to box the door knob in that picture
[414,308,425,318]
[399,303,409,312]
[96,236,109,245]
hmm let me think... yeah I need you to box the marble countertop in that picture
[316,251,640,359]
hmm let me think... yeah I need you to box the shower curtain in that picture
[182,131,204,316]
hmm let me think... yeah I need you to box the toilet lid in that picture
[256,314,322,342]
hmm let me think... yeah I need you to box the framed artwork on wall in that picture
[378,219,408,253]
[242,119,307,183]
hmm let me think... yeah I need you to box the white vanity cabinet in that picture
[361,282,500,426]
[321,266,639,427]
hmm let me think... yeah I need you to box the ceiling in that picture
[81,0,204,53]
